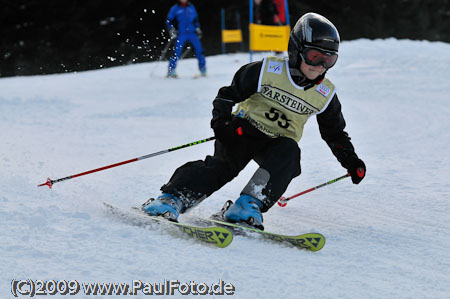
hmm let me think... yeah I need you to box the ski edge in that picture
[103,202,233,248]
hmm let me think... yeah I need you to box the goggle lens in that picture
[301,48,338,69]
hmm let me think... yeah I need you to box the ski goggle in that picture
[300,47,338,69]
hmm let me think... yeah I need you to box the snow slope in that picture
[1,38,449,298]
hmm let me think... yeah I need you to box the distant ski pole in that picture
[278,173,350,207]
[38,136,215,189]
[150,37,175,77]
[180,46,192,59]
[158,37,175,61]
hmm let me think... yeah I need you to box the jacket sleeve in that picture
[212,61,262,118]
[316,94,359,168]
[192,6,201,29]
[166,6,176,30]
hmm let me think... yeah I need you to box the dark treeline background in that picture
[1,0,449,77]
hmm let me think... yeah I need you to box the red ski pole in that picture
[38,136,215,189]
[278,173,350,207]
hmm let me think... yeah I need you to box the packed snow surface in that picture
[1,38,449,298]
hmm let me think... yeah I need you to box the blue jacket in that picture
[166,2,200,34]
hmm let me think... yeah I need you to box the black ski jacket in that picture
[212,60,359,169]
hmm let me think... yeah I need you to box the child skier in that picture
[143,12,366,230]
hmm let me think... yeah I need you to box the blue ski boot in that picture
[141,193,184,222]
[167,71,178,78]
[223,194,264,230]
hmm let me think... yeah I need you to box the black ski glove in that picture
[211,116,239,144]
[345,157,366,184]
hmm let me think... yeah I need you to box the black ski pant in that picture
[160,133,301,213]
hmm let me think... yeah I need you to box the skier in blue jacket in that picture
[166,0,206,78]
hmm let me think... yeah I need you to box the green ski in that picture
[198,217,325,252]
[103,202,233,248]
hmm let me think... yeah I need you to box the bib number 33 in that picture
[265,108,290,129]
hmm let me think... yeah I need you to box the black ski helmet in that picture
[288,13,340,69]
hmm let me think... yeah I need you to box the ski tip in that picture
[301,233,326,252]
[211,226,233,248]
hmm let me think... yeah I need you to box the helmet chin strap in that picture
[289,66,326,90]
[289,67,303,77]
